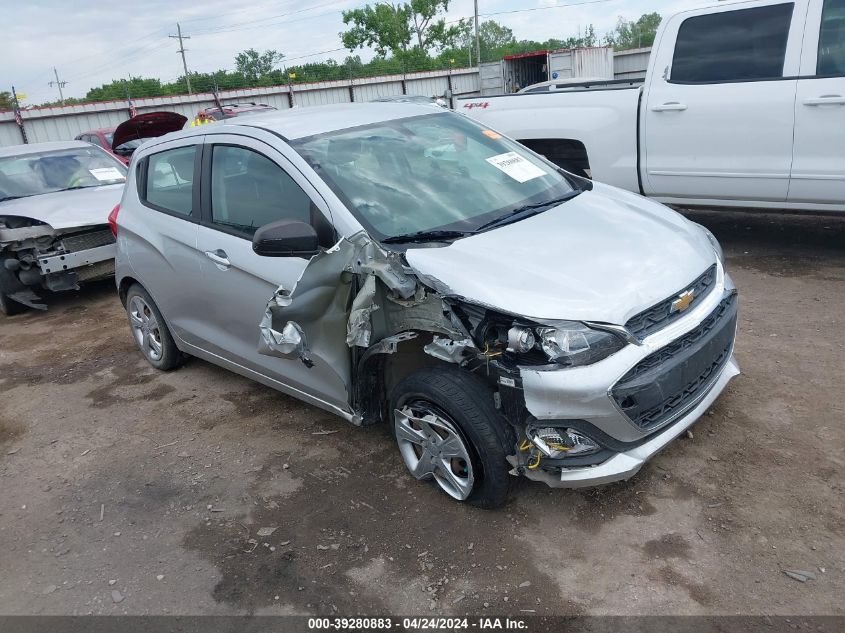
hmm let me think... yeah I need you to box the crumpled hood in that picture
[404,183,717,325]
[0,184,123,230]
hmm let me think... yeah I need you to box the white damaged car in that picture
[0,141,126,315]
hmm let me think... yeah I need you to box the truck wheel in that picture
[125,284,183,371]
[390,367,514,509]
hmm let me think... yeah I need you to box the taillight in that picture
[108,204,120,237]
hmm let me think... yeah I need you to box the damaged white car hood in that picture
[0,184,124,230]
[404,183,717,325]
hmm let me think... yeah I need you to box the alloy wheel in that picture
[128,295,164,362]
[394,402,475,500]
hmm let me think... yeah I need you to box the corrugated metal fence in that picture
[1,48,652,147]
[0,68,480,147]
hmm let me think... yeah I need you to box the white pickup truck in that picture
[457,0,845,213]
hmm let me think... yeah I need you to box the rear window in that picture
[671,3,794,83]
[819,0,845,75]
[144,146,196,217]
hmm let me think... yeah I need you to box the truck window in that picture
[671,3,794,83]
[818,0,845,75]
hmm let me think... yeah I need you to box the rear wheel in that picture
[391,367,514,509]
[125,284,183,370]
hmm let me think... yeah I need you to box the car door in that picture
[642,1,805,201]
[789,0,845,205]
[192,134,349,410]
[125,139,205,345]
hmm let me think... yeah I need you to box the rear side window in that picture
[209,145,312,235]
[671,3,794,83]
[145,146,196,217]
[819,0,845,75]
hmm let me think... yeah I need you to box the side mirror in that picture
[252,219,319,258]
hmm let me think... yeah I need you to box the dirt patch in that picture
[0,210,842,616]
[653,566,715,606]
[643,534,692,560]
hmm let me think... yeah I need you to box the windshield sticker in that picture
[482,130,501,140]
[89,167,125,182]
[485,152,547,183]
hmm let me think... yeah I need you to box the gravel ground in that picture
[0,209,842,616]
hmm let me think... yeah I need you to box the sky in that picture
[1,0,707,105]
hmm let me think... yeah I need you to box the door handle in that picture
[651,102,688,112]
[204,249,230,270]
[803,95,845,106]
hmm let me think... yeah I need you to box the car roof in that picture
[170,102,447,144]
[0,140,94,158]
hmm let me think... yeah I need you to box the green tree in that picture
[0,91,13,110]
[342,0,463,59]
[605,12,662,50]
[235,48,285,82]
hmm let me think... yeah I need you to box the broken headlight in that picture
[535,322,625,367]
[477,318,625,368]
[529,426,601,458]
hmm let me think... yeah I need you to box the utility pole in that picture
[48,67,67,104]
[169,23,193,94]
[473,0,481,66]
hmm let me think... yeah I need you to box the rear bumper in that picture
[513,355,739,488]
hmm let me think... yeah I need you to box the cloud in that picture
[1,0,702,105]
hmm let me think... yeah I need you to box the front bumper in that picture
[511,355,739,488]
[509,261,740,488]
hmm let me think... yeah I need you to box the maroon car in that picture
[76,112,187,165]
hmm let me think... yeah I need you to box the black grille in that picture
[625,264,717,340]
[60,228,115,253]
[612,292,737,431]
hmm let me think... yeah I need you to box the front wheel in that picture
[0,268,27,317]
[390,367,514,509]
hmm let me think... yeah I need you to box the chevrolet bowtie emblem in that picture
[671,289,695,313]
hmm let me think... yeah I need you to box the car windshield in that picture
[0,146,127,200]
[291,112,577,241]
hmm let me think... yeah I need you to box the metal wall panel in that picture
[573,47,615,79]
[613,47,651,80]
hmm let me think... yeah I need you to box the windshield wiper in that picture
[60,185,109,191]
[0,195,27,203]
[381,229,477,244]
[475,192,580,233]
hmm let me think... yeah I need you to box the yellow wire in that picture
[527,452,542,469]
[519,440,532,451]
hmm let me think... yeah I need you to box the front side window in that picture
[819,0,845,75]
[291,112,576,241]
[671,3,794,83]
[210,145,312,235]
[0,146,126,201]
[145,146,196,216]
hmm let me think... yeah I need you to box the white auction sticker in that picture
[89,167,125,182]
[485,151,547,183]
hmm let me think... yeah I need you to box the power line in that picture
[169,23,193,94]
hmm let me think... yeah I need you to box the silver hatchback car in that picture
[115,103,739,508]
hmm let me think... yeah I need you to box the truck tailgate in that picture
[456,86,643,192]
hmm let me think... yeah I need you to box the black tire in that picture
[0,269,27,317]
[124,284,184,371]
[390,367,514,509]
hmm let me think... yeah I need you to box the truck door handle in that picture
[803,95,845,106]
[652,102,687,112]
[204,249,230,270]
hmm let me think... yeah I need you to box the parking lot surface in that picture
[0,210,842,616]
